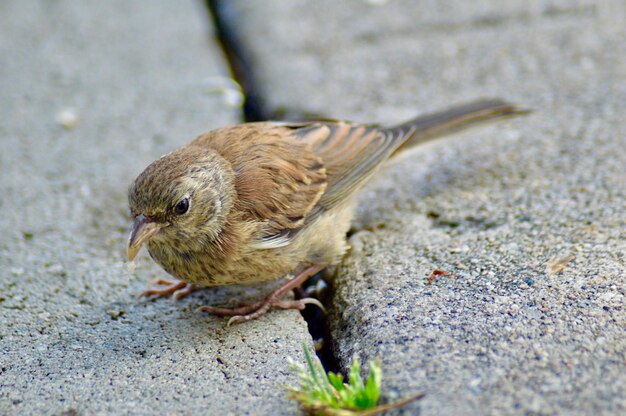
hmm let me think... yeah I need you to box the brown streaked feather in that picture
[190,124,327,245]
[294,122,415,218]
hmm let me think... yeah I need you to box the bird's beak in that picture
[127,214,163,261]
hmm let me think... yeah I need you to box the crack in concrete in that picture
[205,0,268,122]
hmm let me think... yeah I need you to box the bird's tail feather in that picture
[387,99,530,156]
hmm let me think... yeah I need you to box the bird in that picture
[127,99,527,325]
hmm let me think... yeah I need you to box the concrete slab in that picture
[0,1,309,414]
[224,1,626,414]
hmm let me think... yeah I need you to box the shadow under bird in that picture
[127,99,527,325]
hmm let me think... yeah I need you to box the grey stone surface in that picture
[0,1,309,415]
[226,1,626,415]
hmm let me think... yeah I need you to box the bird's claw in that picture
[198,296,324,327]
[139,279,196,300]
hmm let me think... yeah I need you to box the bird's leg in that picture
[197,264,326,326]
[140,278,197,300]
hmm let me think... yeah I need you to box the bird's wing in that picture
[289,99,525,218]
[291,121,415,220]
[233,100,524,246]
[191,123,328,249]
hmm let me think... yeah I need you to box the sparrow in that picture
[127,99,526,325]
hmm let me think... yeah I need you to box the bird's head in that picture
[127,146,235,261]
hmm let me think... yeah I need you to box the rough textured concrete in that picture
[0,1,310,415]
[225,1,626,415]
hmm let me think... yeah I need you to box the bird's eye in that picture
[174,198,190,215]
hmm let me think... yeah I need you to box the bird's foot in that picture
[140,278,197,300]
[197,264,326,326]
[198,297,324,326]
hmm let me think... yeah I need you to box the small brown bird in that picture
[127,99,526,325]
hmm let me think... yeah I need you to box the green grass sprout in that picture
[286,344,424,415]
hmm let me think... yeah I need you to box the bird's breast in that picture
[147,240,303,287]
